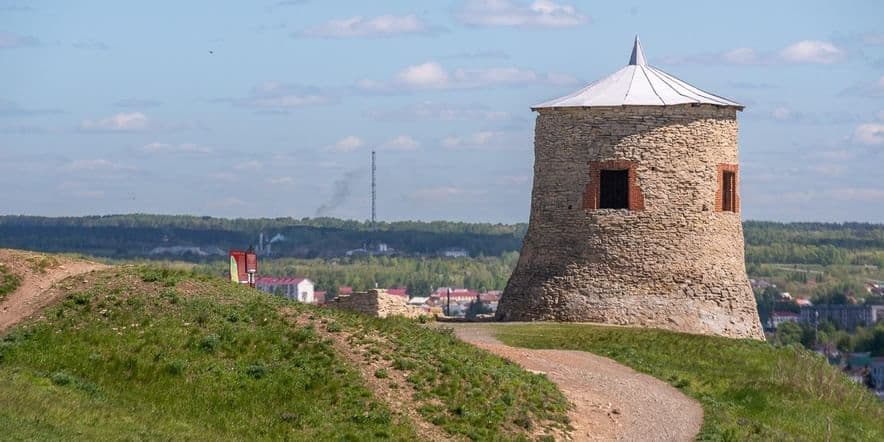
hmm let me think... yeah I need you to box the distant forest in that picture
[0,215,882,266]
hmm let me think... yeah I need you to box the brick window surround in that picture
[715,163,740,213]
[583,160,645,210]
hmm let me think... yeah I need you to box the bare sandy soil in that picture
[447,323,703,442]
[0,249,107,333]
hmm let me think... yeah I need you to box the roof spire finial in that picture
[629,35,646,66]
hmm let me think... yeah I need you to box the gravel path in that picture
[448,323,703,441]
[0,250,107,333]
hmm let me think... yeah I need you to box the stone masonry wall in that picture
[330,289,423,319]
[496,104,764,340]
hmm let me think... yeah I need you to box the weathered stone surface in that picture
[496,104,764,340]
[330,289,423,319]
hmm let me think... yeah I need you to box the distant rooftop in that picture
[533,36,743,110]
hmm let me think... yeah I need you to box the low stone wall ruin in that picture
[329,289,423,319]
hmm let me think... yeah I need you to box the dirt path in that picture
[0,250,108,333]
[448,323,703,442]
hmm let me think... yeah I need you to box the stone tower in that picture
[497,38,764,340]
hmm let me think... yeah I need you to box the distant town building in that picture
[800,305,884,330]
[314,291,327,305]
[750,279,775,291]
[346,242,395,257]
[795,298,813,307]
[771,311,800,329]
[385,287,408,298]
[256,276,314,303]
[440,247,469,258]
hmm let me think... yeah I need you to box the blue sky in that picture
[1,0,882,223]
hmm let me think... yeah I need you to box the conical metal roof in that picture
[533,37,743,110]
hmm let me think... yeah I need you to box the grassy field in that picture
[323,313,571,440]
[0,263,21,301]
[494,323,884,441]
[0,266,569,441]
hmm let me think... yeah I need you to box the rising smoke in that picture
[315,168,366,216]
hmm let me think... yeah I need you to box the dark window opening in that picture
[722,171,736,212]
[599,169,629,209]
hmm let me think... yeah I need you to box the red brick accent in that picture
[583,160,645,210]
[714,164,740,213]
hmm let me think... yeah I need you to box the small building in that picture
[256,276,314,304]
[408,296,430,307]
[795,298,813,307]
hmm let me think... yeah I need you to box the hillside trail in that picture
[0,250,108,333]
[447,323,703,442]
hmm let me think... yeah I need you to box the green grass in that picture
[0,266,415,441]
[325,312,572,440]
[0,265,572,441]
[0,263,22,301]
[494,323,884,441]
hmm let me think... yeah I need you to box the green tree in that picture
[775,322,803,346]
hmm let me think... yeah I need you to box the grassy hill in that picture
[0,266,569,441]
[2,259,884,440]
[494,324,884,441]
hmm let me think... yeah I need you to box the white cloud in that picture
[0,31,38,48]
[234,160,263,171]
[208,197,248,209]
[721,48,761,65]
[862,33,884,46]
[827,187,884,201]
[397,62,451,88]
[81,112,149,131]
[407,186,463,202]
[664,40,846,66]
[296,14,433,38]
[456,0,588,28]
[325,135,365,152]
[496,175,531,185]
[266,176,295,185]
[142,142,211,154]
[441,131,497,149]
[545,72,580,86]
[853,123,884,145]
[209,172,239,183]
[63,159,120,171]
[807,164,846,177]
[779,40,845,64]
[843,75,884,98]
[381,135,420,151]
[359,61,573,92]
[772,107,793,121]
[368,102,511,122]
[57,182,105,199]
[233,82,334,110]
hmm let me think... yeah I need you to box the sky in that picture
[1,0,882,223]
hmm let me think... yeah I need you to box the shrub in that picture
[246,364,267,379]
[51,371,74,386]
